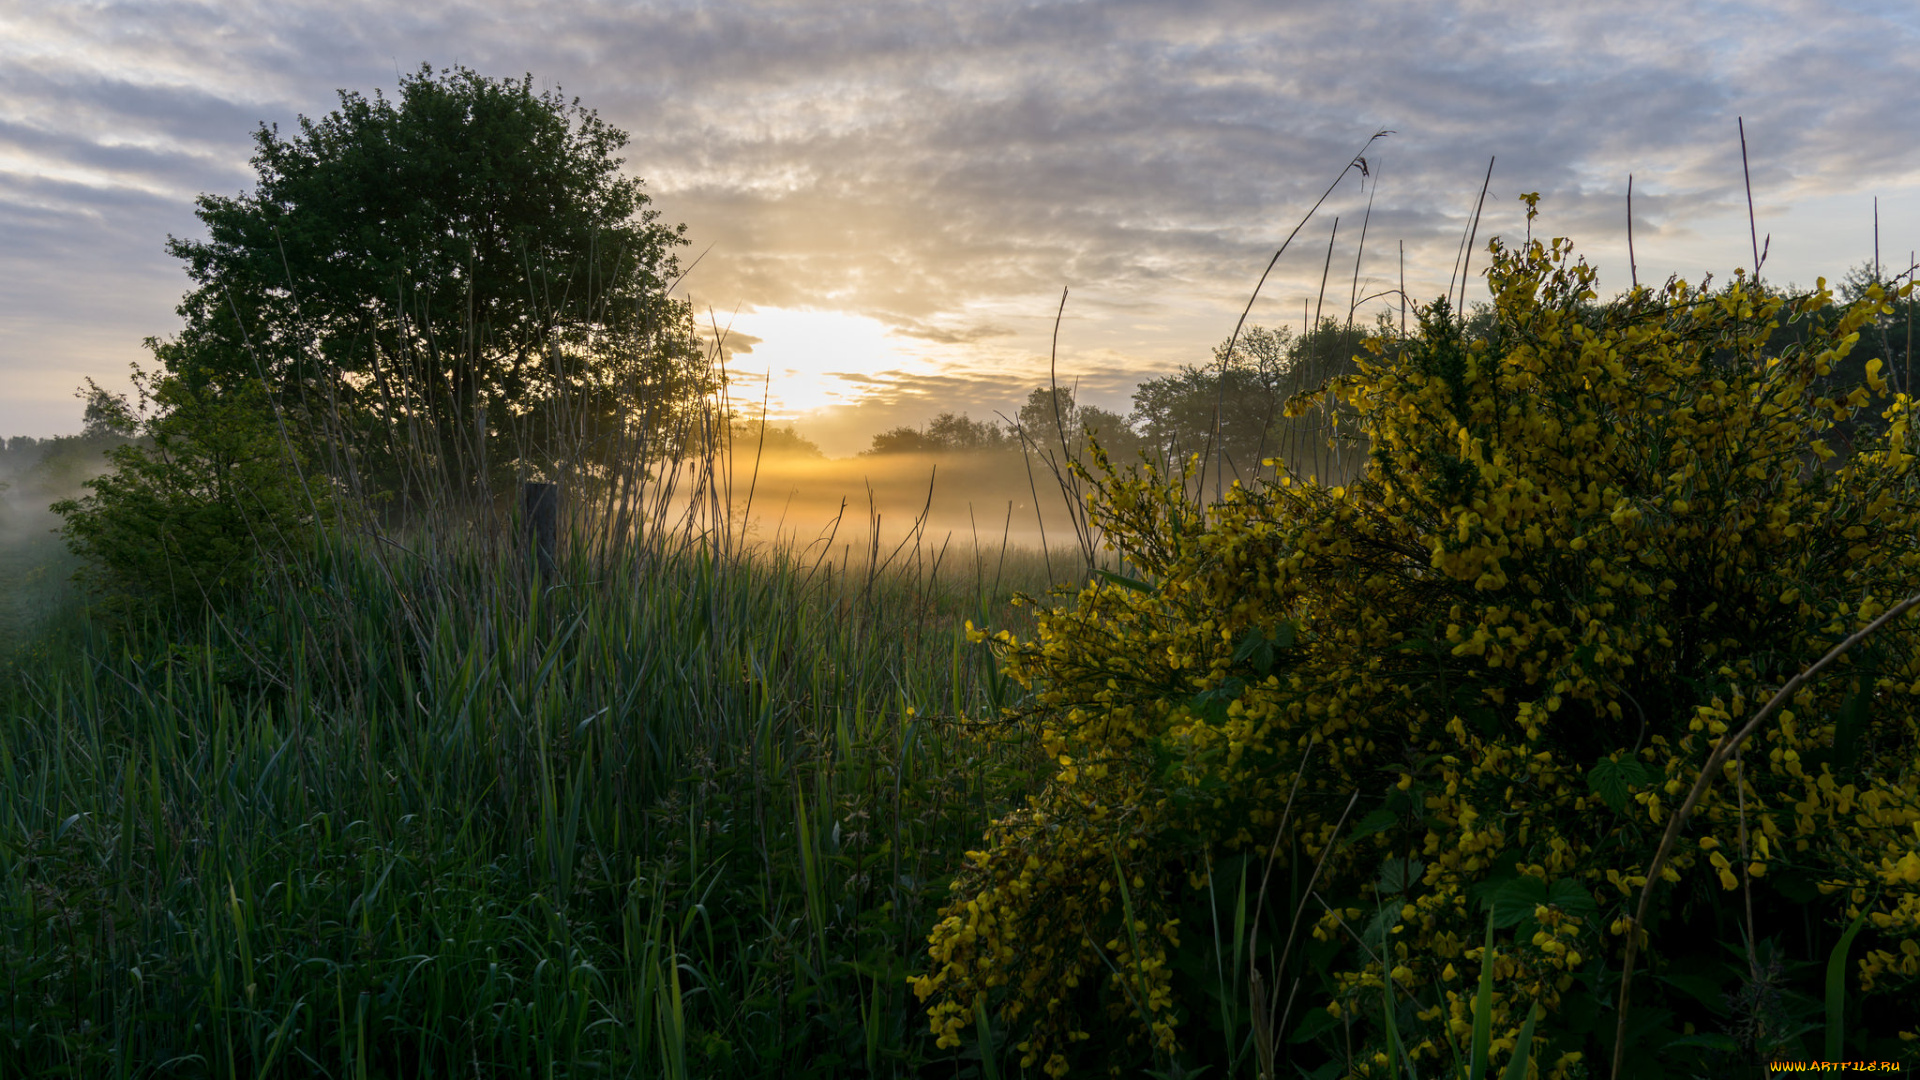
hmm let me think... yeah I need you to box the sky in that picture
[3,0,1919,457]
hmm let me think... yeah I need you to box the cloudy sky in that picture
[3,0,1918,455]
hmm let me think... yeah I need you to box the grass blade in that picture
[1470,911,1495,1079]
[1826,907,1870,1063]
[1500,1001,1539,1080]
[975,993,1001,1080]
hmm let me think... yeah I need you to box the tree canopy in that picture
[162,64,707,504]
[1128,319,1368,485]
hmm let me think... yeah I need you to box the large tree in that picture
[163,64,707,506]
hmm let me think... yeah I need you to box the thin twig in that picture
[1348,160,1379,325]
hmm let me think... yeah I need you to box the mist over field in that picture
[698,448,1094,558]
[0,429,1117,649]
[0,444,89,654]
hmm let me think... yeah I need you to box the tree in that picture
[1128,326,1285,471]
[1015,386,1078,453]
[1070,404,1144,462]
[163,64,707,508]
[730,419,825,459]
[863,412,1011,456]
[1127,321,1367,488]
[925,411,1014,453]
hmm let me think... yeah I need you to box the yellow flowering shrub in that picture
[912,200,1920,1074]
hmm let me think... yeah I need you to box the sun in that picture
[712,308,918,417]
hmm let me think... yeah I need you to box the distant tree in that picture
[1069,405,1145,463]
[0,437,44,479]
[4,382,142,501]
[863,426,937,456]
[1010,385,1148,468]
[161,64,708,506]
[924,412,1013,453]
[1015,386,1077,452]
[730,419,826,459]
[1128,321,1368,485]
[862,412,1011,456]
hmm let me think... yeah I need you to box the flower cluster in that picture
[914,202,1920,1073]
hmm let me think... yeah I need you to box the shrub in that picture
[53,364,330,623]
[913,200,1920,1076]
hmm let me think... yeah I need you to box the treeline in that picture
[727,419,826,458]
[0,397,137,506]
[860,387,1138,458]
[858,317,1372,486]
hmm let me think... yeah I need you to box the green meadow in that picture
[0,437,1097,1075]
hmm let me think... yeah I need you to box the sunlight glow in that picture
[715,308,924,417]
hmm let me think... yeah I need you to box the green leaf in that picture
[1586,756,1653,816]
[1231,629,1275,675]
[974,994,1000,1080]
[1826,907,1870,1063]
[1483,876,1549,930]
[1470,912,1495,1079]
[1287,1005,1339,1044]
[1345,809,1399,847]
[1095,568,1156,593]
[1376,857,1426,897]
[1362,904,1402,955]
[1187,677,1248,724]
[1230,623,1299,676]
[1832,677,1870,772]
[1546,878,1599,924]
[1381,976,1417,1079]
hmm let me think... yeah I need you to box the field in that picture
[5,250,1920,1079]
[0,437,1114,1076]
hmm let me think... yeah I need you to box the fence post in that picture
[522,481,558,579]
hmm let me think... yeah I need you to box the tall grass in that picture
[0,303,1123,1077]
[0,514,1105,1075]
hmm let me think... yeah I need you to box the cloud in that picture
[2,0,1917,439]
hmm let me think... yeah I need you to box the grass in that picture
[0,469,1103,1075]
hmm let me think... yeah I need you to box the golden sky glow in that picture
[2,0,1918,446]
[716,308,930,418]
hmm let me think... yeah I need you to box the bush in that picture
[913,201,1920,1076]
[53,365,330,623]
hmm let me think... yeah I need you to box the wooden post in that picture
[522,481,558,579]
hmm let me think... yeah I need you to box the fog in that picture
[0,447,88,654]
[657,448,1107,567]
[0,437,1141,655]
